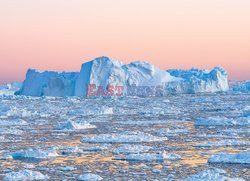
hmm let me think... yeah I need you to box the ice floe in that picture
[3,169,49,181]
[12,148,58,160]
[184,168,245,181]
[195,140,250,148]
[115,151,181,162]
[77,173,103,181]
[81,131,167,143]
[208,151,250,164]
[112,144,152,154]
[56,120,96,130]
[195,117,250,126]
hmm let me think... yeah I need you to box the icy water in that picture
[0,93,249,180]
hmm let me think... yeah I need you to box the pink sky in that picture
[0,0,249,84]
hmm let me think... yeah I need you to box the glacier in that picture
[15,56,229,96]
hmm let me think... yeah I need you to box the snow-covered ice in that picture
[195,116,250,126]
[3,170,49,181]
[78,173,103,181]
[208,151,250,164]
[112,144,152,154]
[184,169,245,181]
[16,57,229,96]
[56,120,96,130]
[195,140,250,148]
[81,131,167,143]
[12,148,58,160]
[116,151,181,162]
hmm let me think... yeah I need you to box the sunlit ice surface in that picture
[0,93,249,180]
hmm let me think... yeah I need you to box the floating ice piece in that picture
[195,140,250,148]
[59,145,110,155]
[195,117,249,126]
[3,169,49,181]
[77,173,103,181]
[12,148,58,160]
[112,144,152,154]
[156,128,189,136]
[184,168,245,181]
[208,151,250,164]
[56,120,96,130]
[116,151,181,162]
[0,119,28,126]
[81,131,167,143]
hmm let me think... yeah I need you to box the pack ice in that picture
[15,56,229,96]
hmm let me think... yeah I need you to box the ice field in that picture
[0,93,249,180]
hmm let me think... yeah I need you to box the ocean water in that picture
[0,93,249,180]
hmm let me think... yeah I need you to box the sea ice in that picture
[81,131,167,143]
[56,120,96,130]
[230,80,250,93]
[112,144,152,154]
[195,140,250,148]
[12,148,58,160]
[208,151,250,164]
[115,151,181,162]
[184,168,245,181]
[3,169,49,181]
[77,173,103,181]
[195,116,250,126]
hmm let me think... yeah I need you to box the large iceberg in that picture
[16,56,229,96]
[166,67,229,93]
[16,69,78,96]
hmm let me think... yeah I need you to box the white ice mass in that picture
[208,151,250,164]
[184,169,245,181]
[3,170,49,181]
[15,56,229,96]
[78,173,103,181]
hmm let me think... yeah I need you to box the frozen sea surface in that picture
[0,93,249,180]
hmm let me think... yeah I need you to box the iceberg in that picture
[3,170,49,181]
[0,82,22,96]
[166,67,229,93]
[208,151,250,164]
[16,69,78,96]
[230,80,250,93]
[16,56,229,96]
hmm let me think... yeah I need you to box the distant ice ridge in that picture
[166,67,229,93]
[0,82,22,96]
[4,170,49,181]
[15,69,78,96]
[12,148,58,160]
[208,151,250,164]
[230,80,250,93]
[16,56,229,96]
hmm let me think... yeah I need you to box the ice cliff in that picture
[16,56,229,96]
[15,69,78,96]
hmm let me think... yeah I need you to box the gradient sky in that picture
[0,0,249,83]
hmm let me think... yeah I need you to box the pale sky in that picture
[0,0,249,83]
